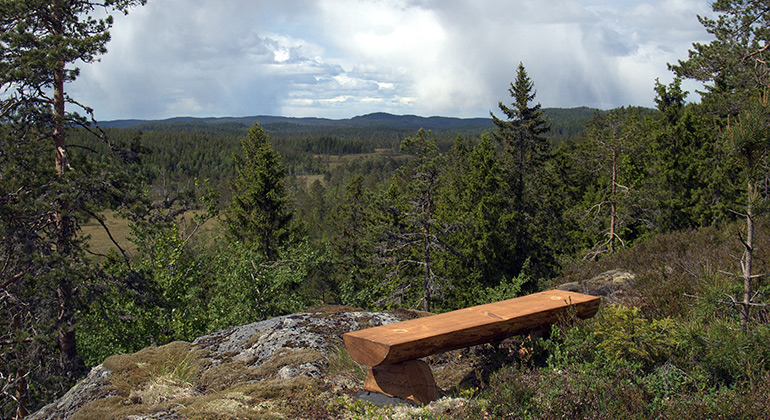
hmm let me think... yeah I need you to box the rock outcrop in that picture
[29,307,484,420]
[557,269,636,304]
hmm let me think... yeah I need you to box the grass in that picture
[316,148,409,169]
[298,173,325,187]
[79,210,221,259]
[326,344,369,383]
[100,341,204,397]
[79,212,137,258]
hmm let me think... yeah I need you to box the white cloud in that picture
[67,0,716,120]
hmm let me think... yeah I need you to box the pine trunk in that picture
[423,224,431,313]
[740,181,754,332]
[52,2,79,377]
[609,148,617,253]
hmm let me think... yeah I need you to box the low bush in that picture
[462,292,770,419]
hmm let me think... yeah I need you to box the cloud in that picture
[68,0,716,121]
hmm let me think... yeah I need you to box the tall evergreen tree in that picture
[670,0,770,330]
[330,175,381,307]
[490,62,552,277]
[226,123,293,261]
[377,129,450,312]
[723,91,770,331]
[647,78,735,230]
[1,1,145,415]
[670,0,770,116]
[438,134,514,304]
[492,62,551,208]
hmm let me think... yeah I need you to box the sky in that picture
[68,0,717,121]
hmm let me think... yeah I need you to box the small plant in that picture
[592,305,675,366]
[152,344,203,385]
[75,342,204,420]
[342,398,396,420]
[326,343,369,382]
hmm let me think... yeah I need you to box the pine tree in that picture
[670,0,770,116]
[723,91,770,331]
[377,129,450,312]
[1,1,145,415]
[670,0,770,330]
[226,123,293,261]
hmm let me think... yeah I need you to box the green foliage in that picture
[375,129,452,312]
[673,319,770,387]
[0,0,145,90]
[438,134,520,305]
[466,220,770,418]
[724,90,770,183]
[1,0,148,415]
[206,238,323,330]
[329,175,385,308]
[489,62,561,281]
[544,106,601,141]
[10,3,770,418]
[225,123,293,260]
[476,272,527,304]
[78,219,212,364]
[592,305,675,366]
[469,300,770,420]
[671,0,770,115]
[492,62,551,153]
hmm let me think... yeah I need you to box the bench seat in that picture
[344,289,600,367]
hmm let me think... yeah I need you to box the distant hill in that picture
[100,112,494,131]
[99,108,605,139]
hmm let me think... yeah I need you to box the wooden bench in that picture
[343,289,601,404]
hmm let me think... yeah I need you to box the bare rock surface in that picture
[196,311,399,368]
[29,309,402,420]
[29,307,521,419]
[558,269,636,304]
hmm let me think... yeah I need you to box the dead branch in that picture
[85,209,131,267]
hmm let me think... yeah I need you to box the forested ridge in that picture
[67,107,599,199]
[4,1,770,418]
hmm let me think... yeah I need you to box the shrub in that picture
[672,318,770,387]
[592,305,675,367]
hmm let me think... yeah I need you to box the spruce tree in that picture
[226,123,293,261]
[492,62,551,208]
[438,134,514,305]
[330,175,380,307]
[490,62,552,278]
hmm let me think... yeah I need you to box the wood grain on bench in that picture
[344,289,600,367]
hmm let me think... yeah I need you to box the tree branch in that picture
[85,210,131,267]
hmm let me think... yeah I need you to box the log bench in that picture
[343,289,601,405]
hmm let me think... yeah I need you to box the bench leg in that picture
[363,359,440,405]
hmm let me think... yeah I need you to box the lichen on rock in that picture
[29,309,404,420]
